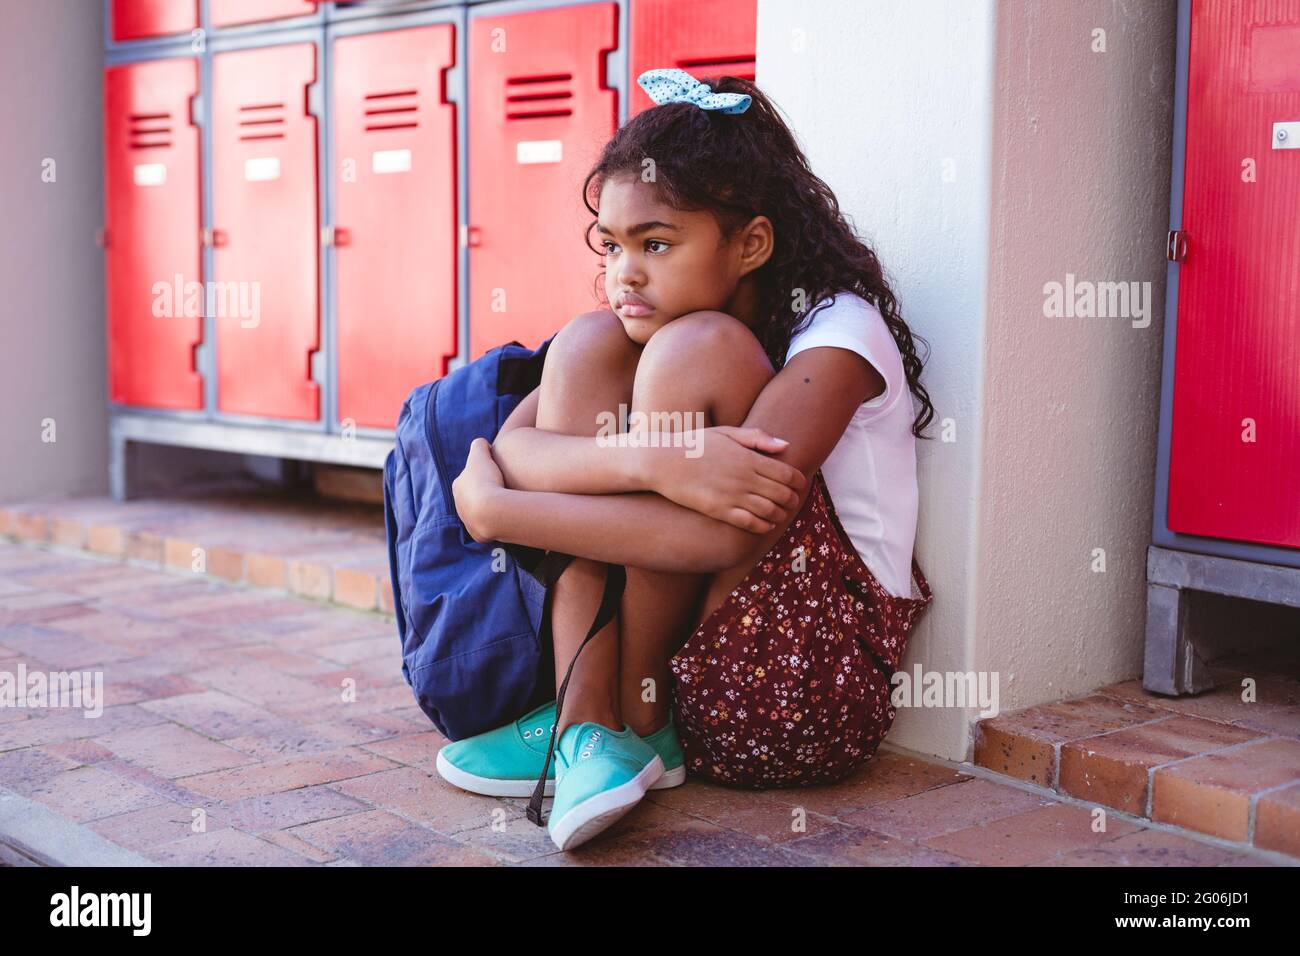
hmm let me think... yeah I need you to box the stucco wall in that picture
[980,1,1176,714]
[0,0,110,500]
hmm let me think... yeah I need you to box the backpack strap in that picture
[526,560,627,827]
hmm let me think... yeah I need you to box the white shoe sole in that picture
[435,749,686,798]
[548,755,665,852]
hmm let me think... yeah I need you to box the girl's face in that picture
[597,174,772,345]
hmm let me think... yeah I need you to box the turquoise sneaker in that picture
[435,700,686,797]
[548,721,663,851]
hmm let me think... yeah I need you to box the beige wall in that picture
[760,0,1178,759]
[980,0,1175,714]
[0,0,110,500]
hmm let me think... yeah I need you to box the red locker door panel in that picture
[210,0,318,28]
[1168,1,1300,548]
[111,0,199,42]
[334,24,458,430]
[212,44,320,420]
[104,60,203,410]
[468,3,618,358]
[630,0,756,116]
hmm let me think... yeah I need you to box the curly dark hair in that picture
[581,74,935,439]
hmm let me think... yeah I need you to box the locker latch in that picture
[1166,230,1188,263]
[201,228,229,248]
[321,226,352,247]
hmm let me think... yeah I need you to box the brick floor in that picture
[0,531,1289,866]
[975,648,1300,859]
[0,484,391,617]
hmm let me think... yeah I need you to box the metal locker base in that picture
[1144,545,1300,697]
[109,411,392,501]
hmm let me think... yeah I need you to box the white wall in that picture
[758,0,1176,760]
[759,0,997,760]
[0,0,111,500]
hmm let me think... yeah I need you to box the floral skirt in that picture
[668,470,934,789]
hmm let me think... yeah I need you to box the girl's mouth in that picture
[618,293,653,318]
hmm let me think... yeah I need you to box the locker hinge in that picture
[201,228,228,248]
[461,225,482,248]
[95,228,109,249]
[306,81,323,118]
[1166,230,1188,263]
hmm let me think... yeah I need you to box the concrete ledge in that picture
[0,787,154,867]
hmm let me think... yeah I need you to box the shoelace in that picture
[527,563,626,827]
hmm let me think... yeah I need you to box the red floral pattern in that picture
[669,470,934,789]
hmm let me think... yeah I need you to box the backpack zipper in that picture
[423,384,457,517]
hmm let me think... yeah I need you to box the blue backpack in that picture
[382,336,625,815]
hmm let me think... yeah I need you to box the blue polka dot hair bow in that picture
[636,67,752,114]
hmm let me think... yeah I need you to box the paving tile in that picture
[147,828,318,866]
[840,776,1054,840]
[87,800,234,851]
[923,801,1144,866]
[1035,826,1262,866]
[287,809,501,866]
[0,703,170,750]
[357,731,447,774]
[0,746,82,785]
[330,765,518,835]
[1100,675,1300,727]
[1150,738,1300,842]
[1255,781,1300,857]
[783,822,974,866]
[137,690,286,740]
[222,784,370,833]
[974,694,1166,787]
[14,765,167,822]
[1058,715,1265,815]
[259,828,340,863]
[94,722,258,778]
[181,747,399,800]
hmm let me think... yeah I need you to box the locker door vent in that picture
[505,73,574,120]
[677,56,756,82]
[364,89,419,132]
[238,102,286,142]
[129,112,173,150]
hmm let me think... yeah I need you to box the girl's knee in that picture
[547,309,640,378]
[634,311,775,419]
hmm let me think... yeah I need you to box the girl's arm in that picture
[455,345,882,573]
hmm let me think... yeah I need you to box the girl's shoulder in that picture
[786,291,905,418]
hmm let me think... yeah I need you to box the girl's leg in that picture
[616,311,776,737]
[534,311,640,737]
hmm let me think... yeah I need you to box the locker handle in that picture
[1166,230,1187,263]
[321,226,352,247]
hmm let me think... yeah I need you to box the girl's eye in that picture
[646,240,669,254]
[602,241,620,255]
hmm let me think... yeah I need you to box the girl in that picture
[440,68,935,851]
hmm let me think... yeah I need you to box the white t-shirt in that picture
[784,292,920,599]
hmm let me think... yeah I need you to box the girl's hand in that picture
[452,437,506,542]
[646,426,807,533]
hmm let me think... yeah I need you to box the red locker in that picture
[210,0,319,28]
[104,59,203,410]
[211,44,320,421]
[629,0,756,116]
[333,24,458,430]
[111,0,199,42]
[467,3,618,358]
[1167,0,1300,549]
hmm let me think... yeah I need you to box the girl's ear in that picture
[737,215,775,277]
